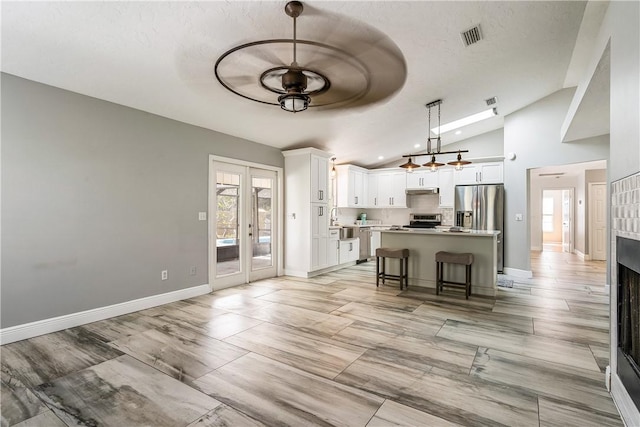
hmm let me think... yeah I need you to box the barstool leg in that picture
[404,257,409,289]
[376,256,380,287]
[436,261,440,295]
[466,264,472,299]
[399,258,404,290]
[381,257,386,284]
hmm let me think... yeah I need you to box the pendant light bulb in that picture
[330,157,336,177]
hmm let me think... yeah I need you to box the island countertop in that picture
[381,229,500,237]
[380,229,498,296]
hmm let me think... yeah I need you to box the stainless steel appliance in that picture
[455,184,504,272]
[404,213,442,229]
[355,226,371,263]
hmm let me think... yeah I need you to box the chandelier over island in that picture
[399,100,471,172]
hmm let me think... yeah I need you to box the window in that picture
[542,196,554,232]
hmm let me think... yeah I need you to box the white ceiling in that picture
[1,1,593,168]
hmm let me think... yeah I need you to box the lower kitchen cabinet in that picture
[328,228,340,267]
[370,230,381,257]
[339,239,360,264]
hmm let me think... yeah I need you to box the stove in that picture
[404,213,442,229]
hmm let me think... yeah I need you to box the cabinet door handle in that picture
[319,206,323,216]
[375,197,377,206]
[349,242,353,251]
[319,190,323,200]
[479,172,482,182]
[355,196,358,205]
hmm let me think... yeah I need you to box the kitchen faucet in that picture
[329,207,338,226]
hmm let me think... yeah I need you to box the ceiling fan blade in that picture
[223,75,257,87]
[242,45,289,67]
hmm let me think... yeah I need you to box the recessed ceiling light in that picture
[432,107,498,134]
[378,155,384,160]
[414,143,420,148]
[455,130,462,135]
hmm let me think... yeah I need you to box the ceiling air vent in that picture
[485,96,498,106]
[461,25,482,47]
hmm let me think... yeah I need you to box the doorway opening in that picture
[541,188,574,253]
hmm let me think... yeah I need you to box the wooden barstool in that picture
[435,251,474,299]
[376,248,410,290]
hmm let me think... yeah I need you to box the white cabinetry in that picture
[328,228,340,267]
[310,155,329,203]
[311,204,329,270]
[367,173,379,207]
[370,230,381,257]
[406,170,439,189]
[370,170,407,208]
[339,239,360,264]
[455,162,503,185]
[283,148,333,277]
[336,165,368,208]
[438,168,455,207]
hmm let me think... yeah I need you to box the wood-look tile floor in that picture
[2,251,622,426]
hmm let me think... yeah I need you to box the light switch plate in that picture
[515,213,523,221]
[198,212,207,221]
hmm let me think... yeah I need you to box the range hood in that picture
[406,188,439,195]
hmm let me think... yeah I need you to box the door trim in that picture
[208,155,283,290]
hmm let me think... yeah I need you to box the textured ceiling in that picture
[1,1,590,168]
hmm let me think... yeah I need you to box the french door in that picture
[211,161,278,289]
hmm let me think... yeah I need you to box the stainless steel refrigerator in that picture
[455,184,504,272]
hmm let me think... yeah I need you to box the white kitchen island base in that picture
[380,230,500,297]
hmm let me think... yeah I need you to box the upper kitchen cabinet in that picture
[370,170,407,208]
[310,155,329,203]
[406,169,439,189]
[368,173,379,207]
[438,167,455,207]
[336,165,368,208]
[455,161,503,185]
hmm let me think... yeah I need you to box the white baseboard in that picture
[611,373,640,426]
[574,249,592,260]
[503,267,533,278]
[0,284,211,345]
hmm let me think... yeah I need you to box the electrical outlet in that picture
[198,212,207,221]
[161,270,168,280]
[515,213,523,221]
[189,266,197,276]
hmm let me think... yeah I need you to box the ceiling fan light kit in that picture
[400,100,471,172]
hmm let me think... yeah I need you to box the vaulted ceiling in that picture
[2,1,596,168]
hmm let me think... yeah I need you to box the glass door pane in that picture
[251,176,273,270]
[216,170,241,277]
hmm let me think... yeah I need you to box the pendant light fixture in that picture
[330,157,337,177]
[399,99,471,171]
[399,157,420,172]
[448,150,472,170]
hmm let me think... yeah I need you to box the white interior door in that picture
[589,183,607,260]
[562,189,574,253]
[211,161,278,289]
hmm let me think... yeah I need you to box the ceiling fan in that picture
[214,1,407,113]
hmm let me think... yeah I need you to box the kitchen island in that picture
[380,229,500,297]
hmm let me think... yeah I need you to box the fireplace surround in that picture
[616,236,640,410]
[611,172,640,424]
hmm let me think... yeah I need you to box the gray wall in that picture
[1,73,284,328]
[442,128,504,160]
[503,88,609,272]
